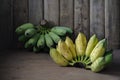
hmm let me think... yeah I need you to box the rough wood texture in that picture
[60,0,73,29]
[74,0,90,38]
[29,0,43,25]
[90,0,105,39]
[13,0,29,48]
[0,0,13,50]
[0,50,120,80]
[44,0,59,25]
[105,0,120,49]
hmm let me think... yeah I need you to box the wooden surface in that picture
[0,0,120,49]
[0,50,120,80]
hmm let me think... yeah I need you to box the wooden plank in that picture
[74,0,90,38]
[105,0,120,49]
[13,0,28,48]
[29,0,43,25]
[0,0,13,50]
[90,0,105,39]
[60,0,73,29]
[44,0,59,25]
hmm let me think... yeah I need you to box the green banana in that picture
[85,34,98,57]
[50,48,69,66]
[45,33,54,48]
[15,23,34,34]
[33,46,40,53]
[65,36,77,59]
[18,35,28,42]
[57,40,73,61]
[53,26,73,34]
[104,50,113,66]
[90,39,107,62]
[25,28,37,37]
[24,33,39,48]
[37,34,45,48]
[75,32,87,56]
[51,27,67,36]
[90,57,105,72]
[49,32,61,44]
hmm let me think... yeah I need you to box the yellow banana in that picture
[75,32,87,56]
[85,34,98,57]
[65,36,77,58]
[57,40,73,61]
[90,39,107,62]
[50,48,69,66]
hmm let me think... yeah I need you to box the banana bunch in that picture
[49,32,113,72]
[15,20,73,52]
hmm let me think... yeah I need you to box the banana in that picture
[25,28,37,37]
[37,34,45,48]
[104,50,113,66]
[51,27,67,36]
[24,33,40,48]
[33,46,40,52]
[49,32,61,44]
[57,40,73,61]
[90,57,105,72]
[53,26,73,34]
[85,34,98,57]
[45,33,54,48]
[18,34,28,42]
[50,48,69,66]
[65,36,77,59]
[90,39,107,62]
[75,32,87,56]
[15,23,34,35]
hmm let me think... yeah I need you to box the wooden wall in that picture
[0,0,120,50]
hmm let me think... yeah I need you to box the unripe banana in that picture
[50,48,69,66]
[57,40,73,61]
[75,32,87,56]
[37,34,45,48]
[90,39,107,62]
[15,23,34,35]
[25,28,37,37]
[90,57,105,72]
[65,36,77,58]
[53,26,73,34]
[18,35,28,42]
[51,27,67,36]
[49,32,61,44]
[85,34,98,57]
[45,33,54,48]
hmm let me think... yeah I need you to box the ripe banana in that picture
[51,27,67,36]
[50,48,69,66]
[85,34,98,57]
[25,28,37,37]
[15,23,34,35]
[45,33,54,48]
[90,39,107,62]
[37,34,45,48]
[65,36,77,59]
[49,32,61,44]
[57,40,73,61]
[75,32,87,56]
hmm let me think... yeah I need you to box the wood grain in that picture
[60,0,73,29]
[29,0,43,25]
[105,0,120,49]
[90,0,105,39]
[74,0,90,38]
[44,0,59,26]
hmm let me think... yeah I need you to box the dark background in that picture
[0,0,120,50]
